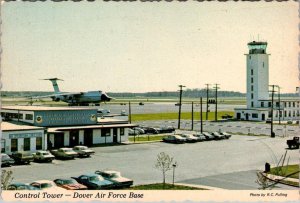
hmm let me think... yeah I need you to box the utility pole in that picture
[128,101,132,124]
[191,101,194,131]
[269,85,276,138]
[200,97,203,133]
[213,84,220,121]
[277,86,281,125]
[178,85,185,129]
[205,84,210,120]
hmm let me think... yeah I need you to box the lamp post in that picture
[178,85,185,129]
[172,162,178,186]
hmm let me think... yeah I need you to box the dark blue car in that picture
[72,174,114,190]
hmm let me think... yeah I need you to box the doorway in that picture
[84,129,93,147]
[69,130,79,147]
[113,128,118,143]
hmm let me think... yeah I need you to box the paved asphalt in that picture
[6,135,298,190]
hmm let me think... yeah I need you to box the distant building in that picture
[1,106,136,154]
[234,41,299,122]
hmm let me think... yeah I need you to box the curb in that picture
[174,183,227,190]
[261,172,299,188]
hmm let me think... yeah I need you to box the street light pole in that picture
[213,84,220,122]
[191,101,194,131]
[205,84,210,120]
[172,162,177,186]
[200,97,203,133]
[269,85,276,138]
[178,85,185,129]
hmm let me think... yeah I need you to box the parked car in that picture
[32,150,55,162]
[73,146,95,158]
[202,132,215,140]
[11,151,34,165]
[211,132,225,140]
[1,153,15,167]
[6,183,40,190]
[50,148,78,159]
[192,133,207,141]
[95,170,133,189]
[159,126,175,133]
[72,174,114,190]
[128,128,140,136]
[30,180,65,191]
[54,178,88,190]
[180,134,198,143]
[286,136,299,149]
[220,132,232,139]
[162,135,186,144]
[133,127,145,134]
[142,127,159,134]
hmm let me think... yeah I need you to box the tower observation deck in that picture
[247,41,267,54]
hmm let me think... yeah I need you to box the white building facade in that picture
[235,41,299,122]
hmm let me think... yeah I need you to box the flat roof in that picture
[48,123,137,133]
[1,122,45,131]
[1,105,97,111]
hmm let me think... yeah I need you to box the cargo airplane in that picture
[31,78,113,106]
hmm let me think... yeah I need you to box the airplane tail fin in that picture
[41,78,63,93]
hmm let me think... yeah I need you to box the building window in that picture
[252,113,258,118]
[251,78,254,83]
[1,140,5,153]
[262,62,264,67]
[36,137,42,150]
[288,111,291,117]
[120,128,124,136]
[293,111,295,117]
[24,138,30,151]
[284,111,287,117]
[284,102,286,107]
[268,102,271,107]
[251,94,253,99]
[11,139,18,152]
[261,102,264,107]
[289,102,291,107]
[101,128,111,137]
[25,114,33,120]
[251,85,253,91]
[251,69,253,75]
[251,102,254,107]
[293,102,295,107]
[297,110,299,116]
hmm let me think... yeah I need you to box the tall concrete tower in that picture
[246,41,269,108]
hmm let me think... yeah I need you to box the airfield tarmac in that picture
[97,102,245,114]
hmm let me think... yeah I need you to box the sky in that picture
[0,1,298,93]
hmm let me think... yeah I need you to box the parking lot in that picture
[6,134,298,190]
[136,120,300,137]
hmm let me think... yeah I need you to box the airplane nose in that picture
[101,93,113,101]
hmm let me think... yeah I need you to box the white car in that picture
[73,146,95,157]
[30,180,65,191]
[180,134,198,143]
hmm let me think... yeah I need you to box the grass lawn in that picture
[129,183,206,190]
[269,164,299,179]
[128,135,166,142]
[131,111,234,121]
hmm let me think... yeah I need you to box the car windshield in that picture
[89,176,104,182]
[64,149,73,152]
[78,146,88,150]
[40,183,52,189]
[109,172,121,178]
[42,152,50,155]
[62,179,76,184]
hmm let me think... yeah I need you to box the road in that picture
[6,135,298,190]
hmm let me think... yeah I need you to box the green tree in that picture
[1,170,14,190]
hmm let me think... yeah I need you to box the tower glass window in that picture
[251,69,253,75]
[251,78,253,83]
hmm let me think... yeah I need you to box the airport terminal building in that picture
[1,106,135,154]
[234,41,299,122]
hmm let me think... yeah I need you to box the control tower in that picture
[246,41,269,108]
